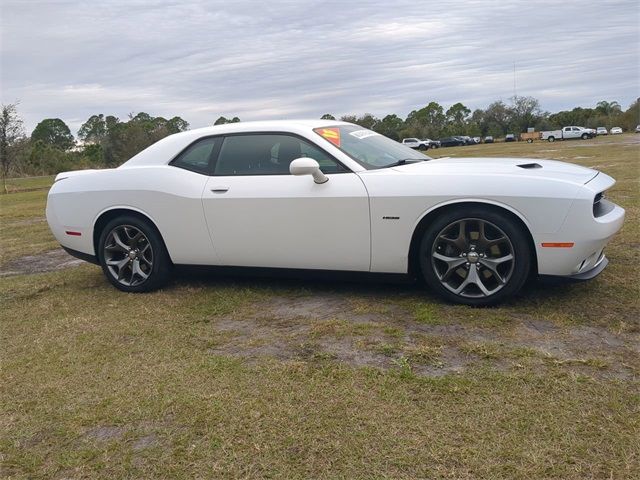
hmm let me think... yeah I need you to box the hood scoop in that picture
[517,162,542,169]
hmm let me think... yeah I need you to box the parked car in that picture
[473,137,481,144]
[46,120,625,306]
[610,127,623,134]
[596,127,608,135]
[484,136,494,143]
[541,126,596,142]
[425,138,440,148]
[440,136,466,147]
[461,136,478,145]
[505,134,516,142]
[401,138,430,150]
[635,125,640,133]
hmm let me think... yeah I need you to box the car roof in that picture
[188,119,348,135]
[121,119,353,167]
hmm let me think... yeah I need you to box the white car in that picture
[596,127,608,135]
[46,120,625,305]
[610,127,623,134]
[401,138,430,150]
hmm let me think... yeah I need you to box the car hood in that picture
[391,157,599,185]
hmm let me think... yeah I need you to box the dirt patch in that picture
[83,426,126,442]
[132,434,159,451]
[205,294,639,379]
[0,248,85,277]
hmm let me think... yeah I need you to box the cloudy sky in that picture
[1,0,638,134]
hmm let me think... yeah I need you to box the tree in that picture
[446,103,471,126]
[405,102,446,138]
[595,100,622,117]
[166,116,189,133]
[320,114,335,120]
[374,114,404,140]
[620,98,639,131]
[339,114,358,123]
[508,96,543,133]
[31,118,74,151]
[214,116,240,125]
[0,103,26,192]
[483,101,510,136]
[355,113,379,129]
[78,114,107,144]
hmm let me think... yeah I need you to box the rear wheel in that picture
[548,136,555,142]
[419,207,531,306]
[98,215,171,292]
[527,138,533,143]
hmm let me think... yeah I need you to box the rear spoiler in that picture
[54,169,100,183]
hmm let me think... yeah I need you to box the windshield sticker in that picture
[315,127,341,147]
[349,129,379,139]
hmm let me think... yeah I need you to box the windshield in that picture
[314,125,430,170]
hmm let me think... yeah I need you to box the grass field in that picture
[1,135,639,479]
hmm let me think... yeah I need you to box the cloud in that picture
[1,0,638,134]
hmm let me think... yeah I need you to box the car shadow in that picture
[172,265,581,307]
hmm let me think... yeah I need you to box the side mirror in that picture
[289,157,328,184]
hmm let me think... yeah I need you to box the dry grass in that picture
[1,135,639,478]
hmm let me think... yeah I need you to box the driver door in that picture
[201,133,371,271]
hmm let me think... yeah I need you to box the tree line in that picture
[1,97,638,187]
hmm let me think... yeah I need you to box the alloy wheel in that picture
[103,225,154,287]
[430,218,515,298]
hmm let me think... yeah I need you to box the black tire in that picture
[527,138,533,143]
[581,133,588,140]
[98,215,172,292]
[418,206,531,306]
[419,144,427,151]
[548,136,555,142]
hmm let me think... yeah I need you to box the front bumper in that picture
[539,255,608,283]
[536,203,624,277]
[535,170,624,278]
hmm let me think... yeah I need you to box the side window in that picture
[299,139,347,174]
[171,137,218,174]
[214,134,347,175]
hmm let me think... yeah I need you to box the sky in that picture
[1,0,639,135]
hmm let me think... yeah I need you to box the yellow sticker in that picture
[314,127,341,147]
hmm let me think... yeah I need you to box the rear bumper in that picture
[62,246,99,265]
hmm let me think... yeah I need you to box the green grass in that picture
[0,190,57,265]
[1,136,639,478]
[2,175,54,194]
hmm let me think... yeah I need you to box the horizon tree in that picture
[31,118,74,151]
[0,103,26,192]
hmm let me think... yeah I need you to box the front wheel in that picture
[581,133,588,140]
[527,138,533,143]
[419,144,427,151]
[98,215,172,292]
[419,208,531,306]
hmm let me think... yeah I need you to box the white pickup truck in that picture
[540,126,596,142]
[401,138,430,150]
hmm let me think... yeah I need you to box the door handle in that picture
[211,186,229,193]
